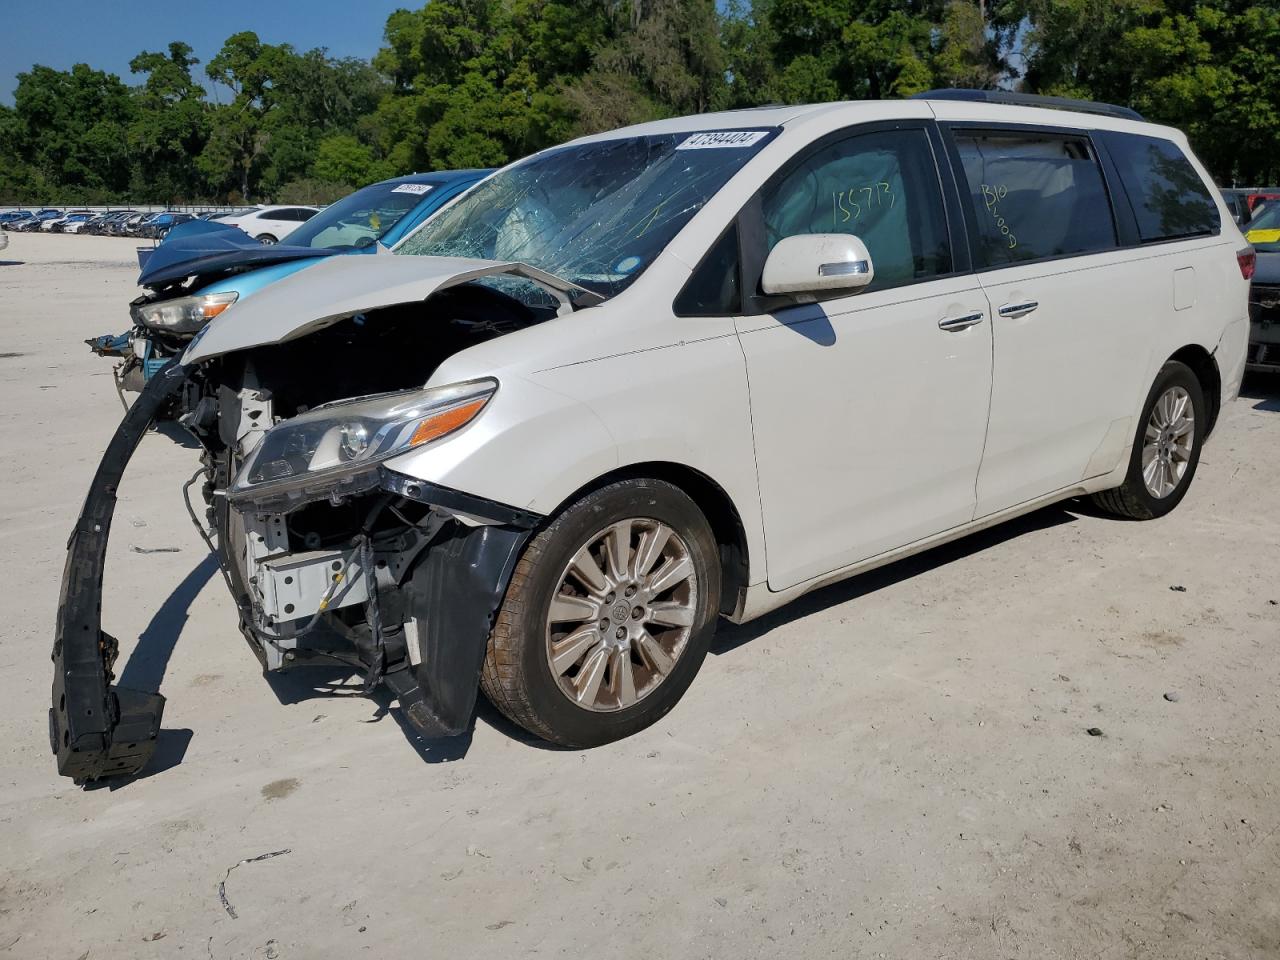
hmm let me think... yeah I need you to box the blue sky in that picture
[0,0,410,104]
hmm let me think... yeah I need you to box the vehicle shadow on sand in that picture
[1240,371,1280,411]
[263,665,554,763]
[712,504,1080,655]
[118,554,220,691]
[82,555,219,788]
[106,501,1098,775]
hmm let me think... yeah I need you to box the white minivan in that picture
[53,91,1250,781]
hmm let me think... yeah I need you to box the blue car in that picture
[92,170,490,395]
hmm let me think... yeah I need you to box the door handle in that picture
[938,311,985,332]
[998,300,1039,319]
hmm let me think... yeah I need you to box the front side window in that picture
[674,224,741,315]
[955,132,1117,266]
[1102,132,1220,243]
[398,129,777,303]
[759,128,952,291]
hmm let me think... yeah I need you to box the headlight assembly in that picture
[132,291,239,334]
[230,379,498,506]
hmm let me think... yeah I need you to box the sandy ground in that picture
[1,232,1278,960]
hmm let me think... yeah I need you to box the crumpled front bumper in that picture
[50,363,188,781]
[51,362,539,783]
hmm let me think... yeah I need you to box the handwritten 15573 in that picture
[832,181,895,227]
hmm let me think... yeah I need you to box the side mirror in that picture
[761,233,875,297]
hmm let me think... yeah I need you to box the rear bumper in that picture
[1246,319,1280,372]
[1247,284,1280,372]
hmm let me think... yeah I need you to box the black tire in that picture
[1092,360,1205,520]
[480,478,721,747]
[257,234,278,245]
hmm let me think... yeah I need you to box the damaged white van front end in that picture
[51,254,606,780]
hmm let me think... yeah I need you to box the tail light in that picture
[1238,247,1256,280]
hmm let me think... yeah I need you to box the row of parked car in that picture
[0,205,326,242]
[1220,187,1280,225]
[0,208,202,239]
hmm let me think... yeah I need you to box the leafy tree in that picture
[8,1,1280,203]
[128,42,210,201]
[11,64,134,199]
[313,132,393,186]
[199,31,288,199]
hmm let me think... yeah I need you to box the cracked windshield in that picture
[397,129,777,302]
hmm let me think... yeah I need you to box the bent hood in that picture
[183,253,598,364]
[139,220,334,289]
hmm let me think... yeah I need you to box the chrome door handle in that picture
[938,311,985,331]
[998,300,1039,319]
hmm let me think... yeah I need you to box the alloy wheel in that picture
[1142,385,1195,499]
[545,518,698,712]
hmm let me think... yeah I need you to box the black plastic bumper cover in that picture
[51,362,188,782]
[388,520,533,737]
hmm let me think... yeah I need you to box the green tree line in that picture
[3,0,1279,205]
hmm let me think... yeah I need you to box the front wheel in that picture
[1092,360,1205,519]
[480,478,722,747]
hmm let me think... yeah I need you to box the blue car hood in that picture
[138,220,334,289]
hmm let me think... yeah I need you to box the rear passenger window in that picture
[1102,133,1220,242]
[954,132,1116,266]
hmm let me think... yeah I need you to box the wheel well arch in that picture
[1168,344,1221,435]
[549,461,751,618]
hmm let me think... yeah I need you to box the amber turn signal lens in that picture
[202,300,234,319]
[408,397,489,447]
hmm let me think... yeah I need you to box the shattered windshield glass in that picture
[397,129,777,301]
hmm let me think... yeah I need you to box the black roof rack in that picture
[911,89,1144,122]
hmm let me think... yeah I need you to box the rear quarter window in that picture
[1101,133,1220,243]
[954,131,1117,266]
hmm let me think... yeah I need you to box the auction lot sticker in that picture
[677,131,769,150]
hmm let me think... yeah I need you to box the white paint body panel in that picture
[736,277,993,590]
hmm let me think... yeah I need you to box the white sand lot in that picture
[2,232,1278,959]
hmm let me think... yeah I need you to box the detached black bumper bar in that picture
[50,363,188,782]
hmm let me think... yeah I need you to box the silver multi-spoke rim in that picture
[545,518,698,713]
[1142,385,1195,499]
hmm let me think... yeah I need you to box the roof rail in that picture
[911,89,1144,122]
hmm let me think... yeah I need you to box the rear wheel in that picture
[257,233,278,245]
[1092,361,1204,519]
[480,478,721,747]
